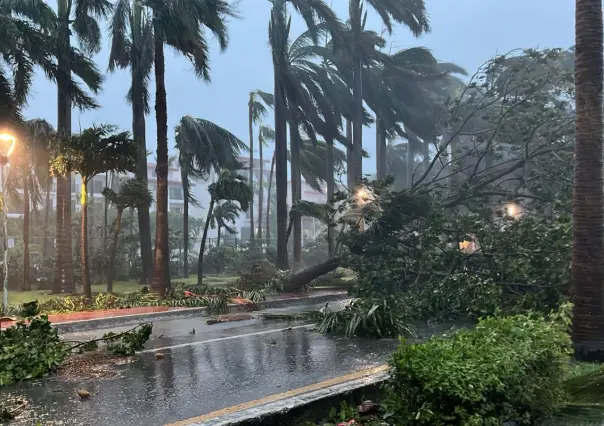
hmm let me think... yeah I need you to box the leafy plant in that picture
[384,307,572,425]
[0,316,68,386]
[101,323,153,356]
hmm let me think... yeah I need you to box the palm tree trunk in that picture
[107,209,123,293]
[22,176,30,291]
[274,69,289,270]
[80,179,91,299]
[346,119,354,190]
[151,23,170,294]
[54,1,74,294]
[376,117,387,180]
[352,53,363,186]
[248,99,255,242]
[132,6,153,285]
[406,138,415,188]
[197,198,215,285]
[258,132,264,240]
[289,119,302,265]
[572,0,604,360]
[266,152,275,241]
[326,137,335,257]
[182,171,189,277]
[43,178,51,260]
[217,225,221,247]
[102,173,109,283]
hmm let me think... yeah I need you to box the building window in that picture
[169,187,183,200]
[171,206,183,214]
[93,178,104,194]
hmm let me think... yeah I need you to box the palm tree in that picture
[572,0,604,360]
[345,0,430,185]
[108,0,155,284]
[266,150,276,242]
[247,90,274,242]
[175,115,245,278]
[19,119,54,291]
[103,179,152,292]
[198,170,251,285]
[211,201,239,247]
[144,0,236,295]
[258,125,275,240]
[52,0,110,294]
[50,125,136,298]
[268,0,346,269]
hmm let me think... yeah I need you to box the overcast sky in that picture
[22,0,574,174]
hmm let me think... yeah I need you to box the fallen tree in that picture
[282,257,341,292]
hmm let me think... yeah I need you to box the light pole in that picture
[0,133,16,315]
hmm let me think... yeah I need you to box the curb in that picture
[168,365,389,426]
[54,292,349,333]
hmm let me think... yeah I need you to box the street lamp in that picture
[0,133,16,315]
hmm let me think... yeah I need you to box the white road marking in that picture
[138,324,314,354]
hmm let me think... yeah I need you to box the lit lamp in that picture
[504,202,524,219]
[0,133,16,315]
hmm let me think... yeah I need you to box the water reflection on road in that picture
[5,325,400,426]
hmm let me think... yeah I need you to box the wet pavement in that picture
[2,303,460,426]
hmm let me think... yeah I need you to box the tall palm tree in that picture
[572,0,604,360]
[175,115,245,278]
[258,124,275,240]
[20,119,53,291]
[345,0,430,186]
[108,0,155,284]
[268,0,346,269]
[52,0,110,294]
[144,0,236,294]
[247,90,274,242]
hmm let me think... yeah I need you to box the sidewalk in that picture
[0,290,349,333]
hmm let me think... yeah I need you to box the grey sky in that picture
[23,0,574,174]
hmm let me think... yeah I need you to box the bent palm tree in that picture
[108,0,155,284]
[103,179,152,292]
[211,201,239,247]
[198,170,251,285]
[145,0,236,294]
[572,0,604,360]
[247,90,274,242]
[175,115,245,278]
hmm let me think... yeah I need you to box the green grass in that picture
[6,275,238,307]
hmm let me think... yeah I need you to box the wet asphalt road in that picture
[2,301,406,426]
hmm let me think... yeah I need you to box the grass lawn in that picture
[6,275,238,306]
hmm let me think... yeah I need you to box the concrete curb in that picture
[183,369,389,426]
[54,292,349,333]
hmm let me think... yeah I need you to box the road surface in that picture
[3,302,448,426]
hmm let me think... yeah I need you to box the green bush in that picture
[233,249,277,290]
[385,308,572,425]
[204,246,241,274]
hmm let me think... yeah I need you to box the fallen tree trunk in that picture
[282,257,341,292]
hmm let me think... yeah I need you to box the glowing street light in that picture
[504,202,524,219]
[0,132,16,314]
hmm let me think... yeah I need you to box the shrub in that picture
[204,246,241,274]
[385,308,572,425]
[0,316,68,386]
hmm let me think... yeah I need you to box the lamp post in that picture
[0,133,16,315]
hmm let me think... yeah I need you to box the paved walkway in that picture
[0,290,347,329]
[0,306,179,328]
